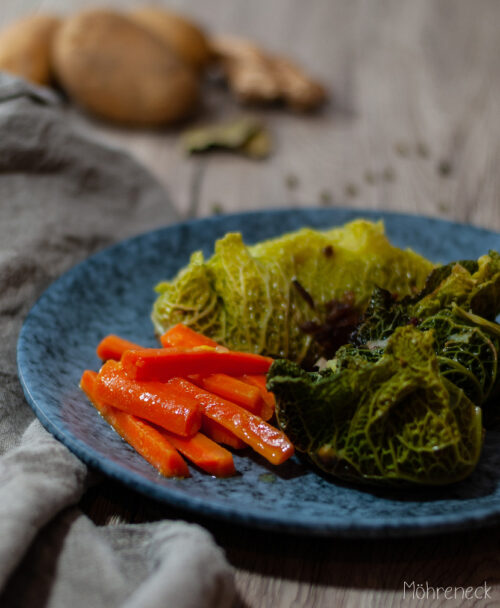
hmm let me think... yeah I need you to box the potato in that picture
[130,6,211,72]
[0,14,61,86]
[52,9,200,126]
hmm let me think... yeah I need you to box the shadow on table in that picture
[81,477,500,606]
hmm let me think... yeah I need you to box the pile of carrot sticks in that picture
[80,324,294,478]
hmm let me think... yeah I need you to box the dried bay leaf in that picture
[182,116,271,158]
[241,127,272,159]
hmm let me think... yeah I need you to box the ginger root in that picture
[211,35,326,112]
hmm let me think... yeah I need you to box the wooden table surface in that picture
[3,1,500,606]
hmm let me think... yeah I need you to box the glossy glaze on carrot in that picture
[198,373,263,414]
[167,377,294,466]
[122,348,273,382]
[162,430,236,477]
[94,360,201,436]
[80,370,190,478]
[201,417,247,450]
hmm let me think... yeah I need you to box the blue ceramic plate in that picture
[17,208,500,538]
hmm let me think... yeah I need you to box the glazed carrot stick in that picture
[162,430,236,477]
[94,360,201,437]
[240,374,276,421]
[199,373,263,414]
[80,370,190,478]
[96,334,145,361]
[160,325,270,416]
[160,323,219,349]
[167,377,294,466]
[122,348,273,382]
[201,417,247,450]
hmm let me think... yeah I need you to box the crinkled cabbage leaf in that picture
[351,252,500,409]
[152,220,434,364]
[411,251,500,321]
[269,252,499,486]
[268,326,483,486]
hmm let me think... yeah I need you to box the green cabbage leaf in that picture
[268,252,499,486]
[268,326,483,486]
[152,220,434,364]
[351,252,500,408]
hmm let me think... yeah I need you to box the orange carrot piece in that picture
[167,377,294,466]
[94,360,201,437]
[80,370,97,397]
[199,373,262,414]
[96,334,146,361]
[161,323,219,349]
[201,417,247,450]
[240,374,276,421]
[80,370,190,478]
[122,348,273,382]
[162,430,236,477]
[160,326,268,416]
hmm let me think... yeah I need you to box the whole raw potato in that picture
[130,6,211,72]
[52,10,200,126]
[0,14,61,86]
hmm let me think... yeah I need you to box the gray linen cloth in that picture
[0,73,235,608]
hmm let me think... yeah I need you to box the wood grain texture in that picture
[2,1,500,606]
[2,0,498,229]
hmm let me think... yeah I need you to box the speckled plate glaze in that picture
[17,208,500,538]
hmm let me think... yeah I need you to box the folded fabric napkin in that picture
[0,73,235,608]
